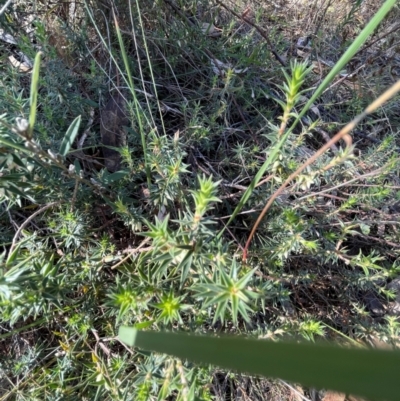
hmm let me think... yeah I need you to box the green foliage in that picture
[1,0,400,399]
[194,261,258,324]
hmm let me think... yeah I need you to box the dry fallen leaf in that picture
[0,29,17,45]
[8,55,32,72]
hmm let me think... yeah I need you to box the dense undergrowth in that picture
[1,0,400,399]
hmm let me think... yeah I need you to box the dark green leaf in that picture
[119,328,400,401]
[59,115,82,156]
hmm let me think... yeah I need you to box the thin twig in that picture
[279,380,312,401]
[224,225,245,252]
[91,329,116,357]
[220,174,274,199]
[322,63,366,96]
[7,208,19,231]
[231,95,255,138]
[355,22,400,60]
[9,202,61,254]
[162,0,196,27]
[296,167,385,202]
[91,218,120,232]
[218,208,260,220]
[110,237,152,269]
[71,180,80,212]
[354,232,400,248]
[216,0,286,67]
[301,117,338,153]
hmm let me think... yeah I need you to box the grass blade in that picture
[112,8,151,187]
[119,328,400,401]
[28,52,42,139]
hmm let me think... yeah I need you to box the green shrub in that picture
[1,0,400,399]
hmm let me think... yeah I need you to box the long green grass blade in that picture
[119,328,400,401]
[113,9,151,187]
[218,0,397,237]
[28,52,42,139]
